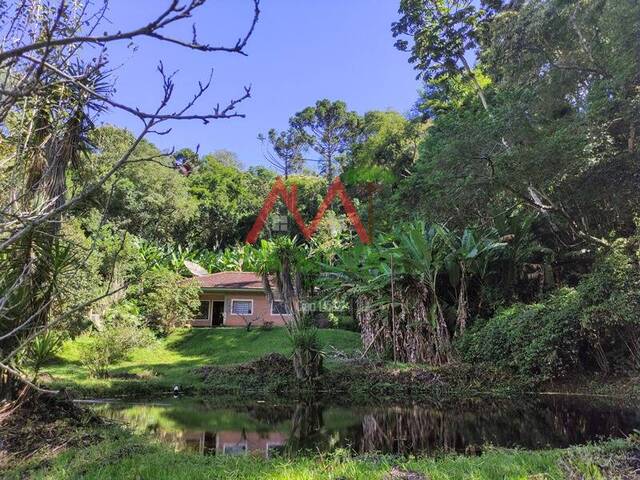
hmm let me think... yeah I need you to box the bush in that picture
[327,312,359,331]
[458,288,583,380]
[459,237,640,379]
[577,238,640,372]
[289,326,324,383]
[79,303,155,378]
[21,330,65,374]
[134,267,200,334]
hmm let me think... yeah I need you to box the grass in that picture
[42,327,361,397]
[8,422,638,480]
[42,326,640,401]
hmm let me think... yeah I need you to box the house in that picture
[188,271,290,327]
[177,430,287,458]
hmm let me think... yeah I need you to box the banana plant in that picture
[393,221,453,364]
[440,227,506,336]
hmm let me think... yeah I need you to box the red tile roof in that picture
[190,271,264,290]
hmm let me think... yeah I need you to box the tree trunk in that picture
[455,264,469,337]
[292,346,322,385]
[459,55,489,112]
[0,372,19,402]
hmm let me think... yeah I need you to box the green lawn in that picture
[42,327,361,397]
[10,424,637,480]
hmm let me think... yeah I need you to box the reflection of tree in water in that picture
[361,405,472,454]
[285,402,324,454]
[357,397,640,455]
[96,396,640,457]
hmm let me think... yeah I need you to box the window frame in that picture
[195,299,211,321]
[231,298,254,315]
[223,442,247,455]
[270,300,290,316]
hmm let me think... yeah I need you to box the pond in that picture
[90,395,640,458]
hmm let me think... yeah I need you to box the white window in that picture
[271,300,290,315]
[196,300,210,320]
[223,443,247,455]
[231,299,253,315]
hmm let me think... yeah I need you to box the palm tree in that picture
[321,241,392,358]
[324,222,504,365]
[393,222,453,364]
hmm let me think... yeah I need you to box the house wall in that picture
[191,291,289,327]
[222,291,289,327]
[179,430,287,457]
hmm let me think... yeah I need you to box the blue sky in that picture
[99,1,421,169]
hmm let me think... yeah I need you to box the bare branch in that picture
[0,0,260,63]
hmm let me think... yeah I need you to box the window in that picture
[196,300,210,320]
[271,214,288,232]
[223,443,247,456]
[271,300,289,315]
[231,299,253,315]
[266,443,286,458]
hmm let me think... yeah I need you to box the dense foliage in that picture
[459,237,640,379]
[1,0,639,394]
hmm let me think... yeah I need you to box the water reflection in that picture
[94,395,640,458]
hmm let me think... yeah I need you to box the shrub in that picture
[79,303,155,378]
[458,288,583,380]
[327,312,359,331]
[289,326,323,383]
[577,238,640,372]
[459,237,640,379]
[134,267,200,334]
[21,330,65,374]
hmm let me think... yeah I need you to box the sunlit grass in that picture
[18,424,635,480]
[42,327,361,396]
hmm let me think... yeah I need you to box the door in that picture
[212,301,225,326]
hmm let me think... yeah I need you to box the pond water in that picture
[91,395,640,458]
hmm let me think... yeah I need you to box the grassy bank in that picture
[41,327,529,402]
[41,327,640,401]
[6,419,639,480]
[42,327,361,397]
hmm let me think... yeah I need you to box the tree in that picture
[323,222,503,364]
[134,267,200,334]
[342,111,426,236]
[392,0,497,111]
[290,99,361,180]
[208,149,243,170]
[0,0,260,401]
[259,128,307,178]
[394,0,639,251]
[184,155,271,249]
[75,126,198,244]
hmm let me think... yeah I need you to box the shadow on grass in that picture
[164,327,294,366]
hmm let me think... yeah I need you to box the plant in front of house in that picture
[134,267,201,335]
[255,238,323,385]
[78,303,155,378]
